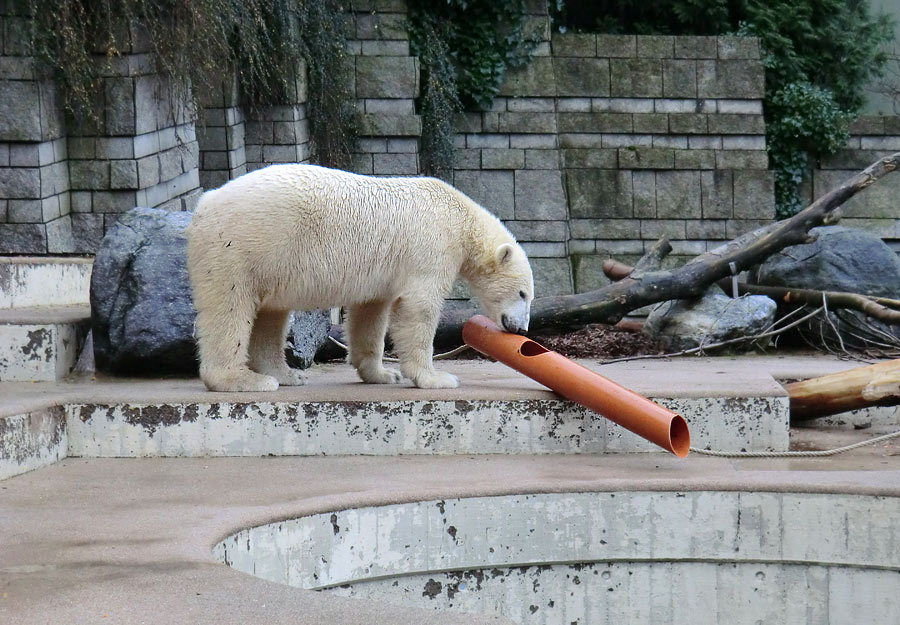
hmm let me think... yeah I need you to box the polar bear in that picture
[186,163,534,392]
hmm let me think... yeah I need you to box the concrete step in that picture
[0,256,92,308]
[1,358,790,472]
[0,305,91,382]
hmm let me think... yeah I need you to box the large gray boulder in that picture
[755,226,900,297]
[754,226,900,349]
[644,290,777,352]
[91,207,329,374]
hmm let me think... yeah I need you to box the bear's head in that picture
[468,242,534,334]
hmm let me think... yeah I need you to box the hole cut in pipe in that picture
[669,415,691,458]
[519,341,549,357]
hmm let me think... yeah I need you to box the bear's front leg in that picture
[390,293,459,389]
[248,309,307,386]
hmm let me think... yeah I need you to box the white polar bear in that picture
[186,163,534,392]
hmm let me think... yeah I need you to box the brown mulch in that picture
[454,322,662,361]
[529,323,662,360]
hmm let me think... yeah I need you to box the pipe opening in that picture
[669,415,691,458]
[519,341,550,357]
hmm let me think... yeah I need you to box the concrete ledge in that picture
[0,406,66,480]
[0,306,90,381]
[0,257,92,308]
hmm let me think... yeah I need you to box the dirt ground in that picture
[453,322,662,361]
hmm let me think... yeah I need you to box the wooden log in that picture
[785,359,900,421]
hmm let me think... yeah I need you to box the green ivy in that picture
[555,0,893,216]
[766,83,851,217]
[409,0,537,177]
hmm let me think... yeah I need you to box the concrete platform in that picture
[0,357,795,479]
[1,453,899,625]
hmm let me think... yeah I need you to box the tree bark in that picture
[785,359,900,421]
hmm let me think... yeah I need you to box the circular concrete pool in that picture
[215,491,900,624]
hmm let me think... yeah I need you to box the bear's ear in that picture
[495,243,514,265]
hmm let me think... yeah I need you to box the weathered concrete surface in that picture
[218,492,900,624]
[0,306,90,381]
[1,455,899,625]
[2,358,790,456]
[0,257,93,309]
[0,406,66,480]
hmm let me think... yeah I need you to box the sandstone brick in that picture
[610,58,662,97]
[558,112,632,133]
[618,147,674,169]
[8,198,40,222]
[515,170,567,219]
[632,170,656,217]
[552,34,596,57]
[717,36,759,60]
[673,36,717,59]
[453,170,514,218]
[481,148,525,169]
[522,241,566,257]
[524,149,559,169]
[373,152,417,175]
[708,113,765,134]
[505,219,568,241]
[566,169,632,218]
[531,258,574,296]
[641,219,686,239]
[632,113,669,133]
[553,58,610,97]
[0,223,45,253]
[653,135,688,148]
[596,35,636,58]
[506,97,556,112]
[562,148,617,168]
[656,171,701,218]
[356,56,418,98]
[0,80,42,141]
[662,60,697,98]
[637,36,674,58]
[701,170,733,218]
[497,112,557,133]
[499,57,556,97]
[569,218,641,239]
[606,98,654,113]
[109,159,138,189]
[697,60,765,99]
[732,170,775,219]
[715,149,768,169]
[360,40,409,56]
[674,149,716,169]
[359,113,421,136]
[668,113,707,134]
[355,13,408,40]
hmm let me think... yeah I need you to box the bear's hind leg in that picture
[389,292,459,389]
[347,301,402,384]
[248,309,306,386]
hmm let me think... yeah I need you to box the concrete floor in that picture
[1,354,899,624]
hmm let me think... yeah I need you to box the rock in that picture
[754,226,900,350]
[755,226,900,297]
[644,289,777,352]
[91,207,330,374]
[286,311,331,369]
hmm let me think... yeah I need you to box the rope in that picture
[327,336,471,362]
[690,428,900,457]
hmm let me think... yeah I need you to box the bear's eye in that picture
[519,290,527,300]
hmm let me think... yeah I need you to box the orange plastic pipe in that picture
[462,315,690,457]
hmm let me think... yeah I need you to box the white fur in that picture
[186,163,534,392]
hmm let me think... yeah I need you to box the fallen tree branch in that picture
[785,358,900,421]
[317,152,900,358]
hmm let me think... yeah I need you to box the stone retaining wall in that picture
[809,115,900,253]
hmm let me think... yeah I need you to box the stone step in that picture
[0,256,93,309]
[1,359,790,471]
[0,305,91,382]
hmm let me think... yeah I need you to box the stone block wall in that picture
[0,3,69,254]
[809,115,900,252]
[0,11,202,254]
[197,75,247,189]
[348,1,421,176]
[451,29,774,300]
